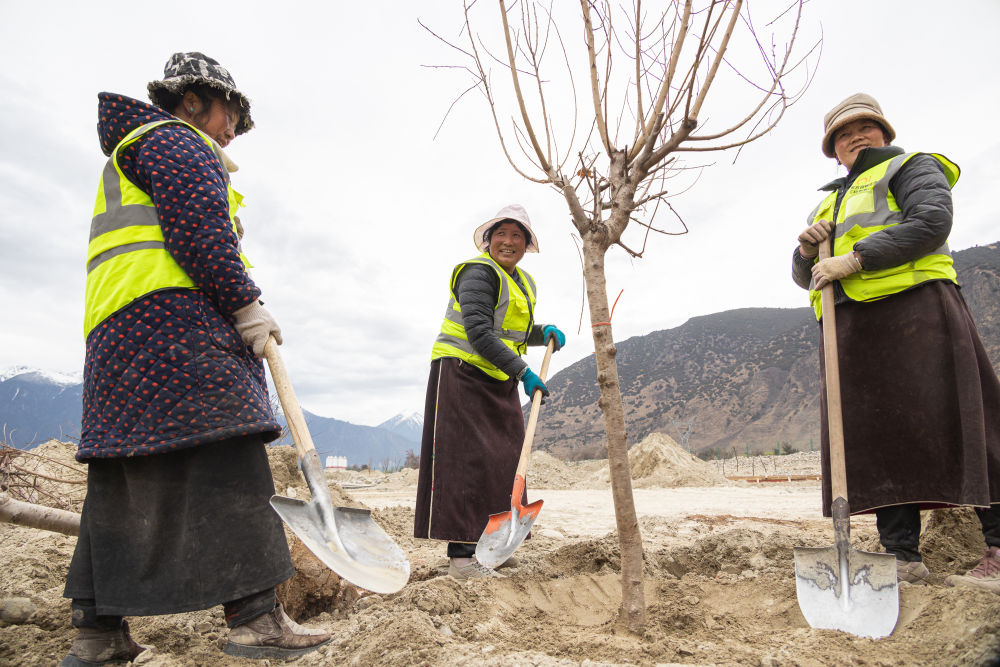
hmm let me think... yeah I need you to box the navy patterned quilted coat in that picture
[78,93,280,461]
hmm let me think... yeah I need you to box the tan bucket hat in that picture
[821,93,895,158]
[473,204,540,253]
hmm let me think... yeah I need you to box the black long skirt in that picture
[413,358,528,544]
[64,434,294,616]
[819,281,1000,515]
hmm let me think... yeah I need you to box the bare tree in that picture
[425,0,816,631]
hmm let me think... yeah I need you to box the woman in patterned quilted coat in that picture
[62,53,331,665]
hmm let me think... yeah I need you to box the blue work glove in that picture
[520,369,549,402]
[542,325,566,351]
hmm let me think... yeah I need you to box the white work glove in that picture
[797,219,834,259]
[232,301,282,357]
[812,252,862,290]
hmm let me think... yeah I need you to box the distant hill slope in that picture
[0,368,419,468]
[0,371,83,446]
[533,242,1000,460]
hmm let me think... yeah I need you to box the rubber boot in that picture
[223,602,332,660]
[61,620,147,666]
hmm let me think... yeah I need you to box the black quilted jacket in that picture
[77,93,279,461]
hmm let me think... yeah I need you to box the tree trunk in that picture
[580,240,646,631]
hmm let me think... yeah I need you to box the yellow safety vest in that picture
[806,152,960,320]
[430,253,537,381]
[84,119,250,338]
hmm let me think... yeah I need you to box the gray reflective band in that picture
[87,240,165,274]
[434,332,475,354]
[90,161,161,241]
[439,298,528,344]
[499,328,528,343]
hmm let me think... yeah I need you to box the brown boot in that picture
[896,559,931,586]
[60,620,147,666]
[945,546,1000,594]
[224,602,332,660]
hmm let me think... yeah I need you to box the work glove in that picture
[232,301,282,357]
[542,325,566,352]
[520,368,549,403]
[797,219,834,259]
[811,252,862,290]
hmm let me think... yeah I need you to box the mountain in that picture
[277,410,419,470]
[531,242,1000,460]
[5,242,998,462]
[376,412,424,443]
[0,370,83,447]
[0,370,417,468]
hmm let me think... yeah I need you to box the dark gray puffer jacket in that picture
[454,263,548,380]
[791,145,957,303]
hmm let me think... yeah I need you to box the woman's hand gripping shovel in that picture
[793,243,899,638]
[476,338,555,568]
[264,338,410,594]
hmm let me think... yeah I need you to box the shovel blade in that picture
[794,544,899,638]
[475,499,543,568]
[271,495,410,595]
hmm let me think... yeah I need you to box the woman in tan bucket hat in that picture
[792,93,1000,593]
[414,205,566,579]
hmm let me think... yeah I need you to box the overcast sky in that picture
[2,1,998,427]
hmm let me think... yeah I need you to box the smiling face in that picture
[832,118,888,170]
[487,221,528,274]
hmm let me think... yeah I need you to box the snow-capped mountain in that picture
[0,367,83,448]
[376,411,424,443]
[0,366,421,466]
[0,366,82,386]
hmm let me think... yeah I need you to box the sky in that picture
[1,1,998,427]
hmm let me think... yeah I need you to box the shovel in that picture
[264,337,410,594]
[793,243,899,638]
[476,338,555,568]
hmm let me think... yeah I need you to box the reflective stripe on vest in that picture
[84,119,249,337]
[429,253,537,381]
[806,152,960,320]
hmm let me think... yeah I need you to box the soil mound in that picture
[628,432,733,488]
[3,441,1000,666]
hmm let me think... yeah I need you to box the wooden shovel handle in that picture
[264,337,317,462]
[818,242,849,501]
[513,338,555,480]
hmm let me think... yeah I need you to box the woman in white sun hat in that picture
[414,204,566,579]
[792,92,1000,593]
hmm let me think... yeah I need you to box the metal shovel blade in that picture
[793,543,899,638]
[271,494,410,595]
[475,475,542,568]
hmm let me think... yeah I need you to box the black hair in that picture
[483,219,532,248]
[155,83,228,117]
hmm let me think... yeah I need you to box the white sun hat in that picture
[473,204,540,253]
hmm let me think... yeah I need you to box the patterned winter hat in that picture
[147,52,253,135]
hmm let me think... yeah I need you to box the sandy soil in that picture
[2,436,999,666]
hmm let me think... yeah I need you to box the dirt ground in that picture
[2,436,999,666]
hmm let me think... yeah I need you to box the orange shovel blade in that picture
[476,475,542,568]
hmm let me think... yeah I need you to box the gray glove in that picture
[232,301,282,357]
[797,219,834,259]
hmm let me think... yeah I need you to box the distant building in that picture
[325,455,347,469]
